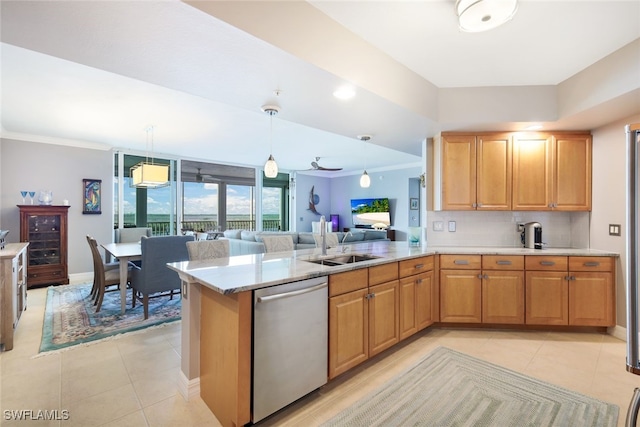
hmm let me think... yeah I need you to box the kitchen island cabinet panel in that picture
[200,287,251,427]
[329,288,369,379]
[369,280,399,357]
[329,268,368,297]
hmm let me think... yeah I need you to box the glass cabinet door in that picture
[27,214,61,266]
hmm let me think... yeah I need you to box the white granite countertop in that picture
[167,241,618,295]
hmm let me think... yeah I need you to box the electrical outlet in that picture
[517,223,525,232]
[448,221,456,232]
[433,221,444,231]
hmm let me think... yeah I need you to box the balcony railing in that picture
[121,219,282,236]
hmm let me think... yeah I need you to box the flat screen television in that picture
[350,198,391,228]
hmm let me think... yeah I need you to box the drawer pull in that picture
[583,262,600,267]
[414,263,424,269]
[454,260,469,265]
[540,261,555,266]
[496,260,512,265]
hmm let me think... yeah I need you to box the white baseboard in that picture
[177,371,200,401]
[609,325,627,341]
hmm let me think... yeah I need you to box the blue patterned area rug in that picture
[322,346,619,427]
[39,282,180,354]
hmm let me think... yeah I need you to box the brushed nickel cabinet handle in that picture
[415,263,424,269]
[540,261,555,266]
[454,260,469,265]
[496,260,512,265]
[584,262,600,267]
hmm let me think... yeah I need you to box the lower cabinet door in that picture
[369,280,399,357]
[525,271,568,325]
[329,288,369,379]
[399,276,417,340]
[482,270,524,324]
[569,272,614,326]
[440,270,482,323]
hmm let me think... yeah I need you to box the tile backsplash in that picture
[426,211,590,248]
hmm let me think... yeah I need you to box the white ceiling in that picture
[1,1,639,175]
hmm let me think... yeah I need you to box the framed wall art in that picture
[83,179,102,214]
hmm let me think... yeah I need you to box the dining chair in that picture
[129,235,194,319]
[186,239,230,261]
[115,227,152,243]
[313,232,340,249]
[261,235,295,253]
[86,235,131,312]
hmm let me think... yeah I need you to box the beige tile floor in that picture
[1,287,638,426]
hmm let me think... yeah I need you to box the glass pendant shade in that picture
[360,170,371,188]
[264,154,278,178]
[130,162,170,188]
[456,0,518,32]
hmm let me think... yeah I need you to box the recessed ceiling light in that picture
[333,85,355,100]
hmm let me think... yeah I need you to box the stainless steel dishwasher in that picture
[252,277,328,423]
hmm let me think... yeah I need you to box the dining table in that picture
[101,242,142,314]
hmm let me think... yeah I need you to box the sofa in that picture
[222,229,390,256]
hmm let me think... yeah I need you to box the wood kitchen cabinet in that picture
[441,133,511,210]
[19,205,70,287]
[328,269,369,379]
[399,255,436,339]
[513,132,591,211]
[525,256,569,325]
[439,255,482,323]
[328,263,400,379]
[568,256,615,326]
[481,255,524,324]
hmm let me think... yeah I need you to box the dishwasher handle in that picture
[256,282,327,303]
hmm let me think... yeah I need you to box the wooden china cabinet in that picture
[18,205,70,288]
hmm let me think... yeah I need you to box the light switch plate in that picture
[448,221,456,232]
[433,221,444,231]
[609,224,621,236]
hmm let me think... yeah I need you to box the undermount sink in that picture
[302,253,381,267]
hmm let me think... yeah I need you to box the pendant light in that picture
[130,125,169,188]
[456,0,518,33]
[262,105,280,178]
[358,135,371,188]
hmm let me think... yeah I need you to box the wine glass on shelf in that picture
[28,191,36,205]
[20,191,27,204]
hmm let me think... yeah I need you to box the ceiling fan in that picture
[309,157,342,172]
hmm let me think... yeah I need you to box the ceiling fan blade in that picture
[317,166,343,171]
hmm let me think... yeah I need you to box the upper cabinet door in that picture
[441,135,476,210]
[512,133,553,210]
[553,134,592,211]
[477,133,512,210]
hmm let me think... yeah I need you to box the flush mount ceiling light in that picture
[456,0,518,32]
[262,104,280,179]
[358,135,372,188]
[130,125,170,188]
[333,85,355,100]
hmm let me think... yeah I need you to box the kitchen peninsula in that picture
[168,241,618,427]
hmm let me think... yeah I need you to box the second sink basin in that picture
[302,253,381,267]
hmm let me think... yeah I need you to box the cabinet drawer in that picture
[525,256,568,271]
[329,269,368,297]
[482,255,524,271]
[569,256,613,272]
[369,262,399,286]
[399,256,434,277]
[440,255,481,270]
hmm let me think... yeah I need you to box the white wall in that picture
[591,113,640,328]
[293,173,332,232]
[328,166,422,241]
[0,139,113,278]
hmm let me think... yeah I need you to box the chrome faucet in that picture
[339,232,352,253]
[320,215,327,256]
